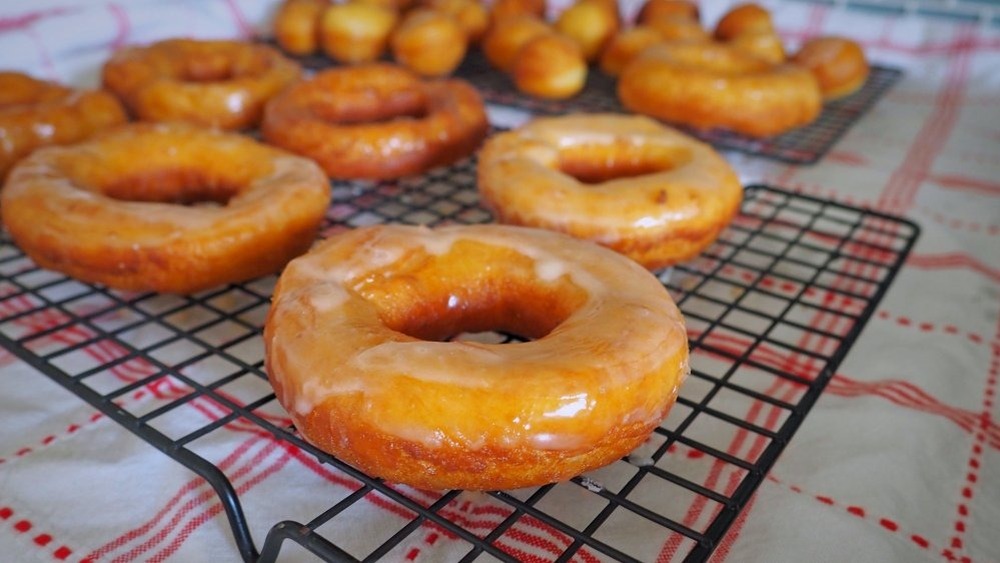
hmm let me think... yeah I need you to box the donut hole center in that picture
[101,169,242,206]
[355,241,589,342]
[313,93,429,125]
[559,142,692,184]
[54,138,274,206]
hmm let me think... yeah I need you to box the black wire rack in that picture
[453,49,903,165]
[0,165,918,561]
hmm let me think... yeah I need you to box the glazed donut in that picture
[0,123,330,294]
[391,8,468,77]
[264,223,690,491]
[261,64,488,179]
[792,36,869,100]
[618,42,821,137]
[101,38,301,130]
[0,72,127,182]
[481,14,551,71]
[273,0,330,56]
[477,114,743,269]
[714,2,774,41]
[554,0,620,61]
[319,1,399,64]
[511,33,588,99]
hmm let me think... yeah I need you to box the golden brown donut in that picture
[554,0,620,61]
[598,26,665,76]
[261,63,488,179]
[0,72,127,183]
[618,42,821,137]
[477,113,744,269]
[101,38,300,130]
[714,2,774,40]
[0,123,330,294]
[264,223,690,491]
[511,32,588,99]
[636,0,700,24]
[481,14,551,71]
[391,8,468,76]
[792,36,870,100]
[318,1,399,64]
[273,0,330,56]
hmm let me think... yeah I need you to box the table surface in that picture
[1,1,998,562]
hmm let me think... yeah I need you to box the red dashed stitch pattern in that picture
[765,475,937,555]
[0,412,104,465]
[945,334,999,562]
[0,505,75,561]
[915,206,1000,235]
[875,310,987,345]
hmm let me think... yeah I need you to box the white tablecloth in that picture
[1,0,998,561]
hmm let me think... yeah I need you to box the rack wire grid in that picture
[0,165,918,562]
[452,49,903,165]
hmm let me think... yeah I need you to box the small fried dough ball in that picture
[274,0,330,56]
[481,14,551,71]
[391,8,468,76]
[511,32,587,99]
[554,0,621,61]
[319,2,399,63]
[636,0,700,24]
[599,26,664,76]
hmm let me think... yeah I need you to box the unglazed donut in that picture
[792,36,869,100]
[477,114,743,269]
[0,72,127,182]
[511,33,588,99]
[264,223,689,491]
[101,38,301,130]
[618,42,821,137]
[391,8,468,77]
[273,0,330,56]
[0,123,330,294]
[319,1,400,64]
[261,63,488,179]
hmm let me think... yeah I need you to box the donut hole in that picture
[356,242,590,342]
[175,49,271,83]
[52,131,275,206]
[314,101,429,125]
[100,169,243,206]
[559,142,693,184]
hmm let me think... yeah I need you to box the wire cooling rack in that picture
[0,163,918,561]
[453,49,902,165]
